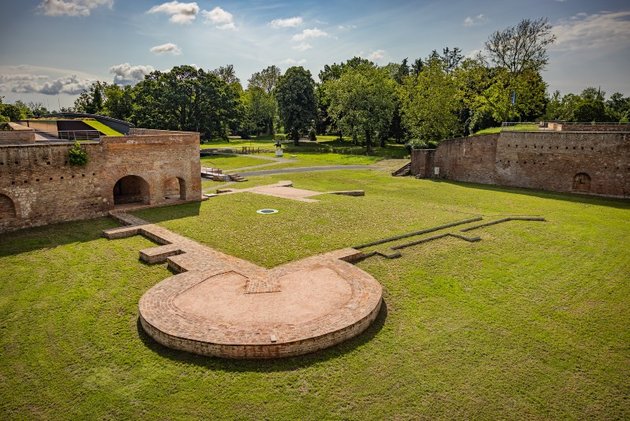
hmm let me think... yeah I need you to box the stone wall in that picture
[0,130,201,233]
[411,131,630,198]
[0,131,36,144]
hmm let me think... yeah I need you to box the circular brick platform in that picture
[139,254,382,359]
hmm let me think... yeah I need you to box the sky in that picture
[0,0,629,108]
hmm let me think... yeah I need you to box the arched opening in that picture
[0,193,17,220]
[113,175,150,205]
[163,177,186,200]
[573,172,591,192]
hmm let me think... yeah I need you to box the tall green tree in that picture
[400,57,463,145]
[133,65,239,139]
[276,66,317,145]
[103,84,134,121]
[326,64,396,153]
[74,81,106,114]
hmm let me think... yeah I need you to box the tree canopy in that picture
[275,66,317,144]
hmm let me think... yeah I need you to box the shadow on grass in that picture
[136,300,388,372]
[131,201,202,225]
[0,217,115,257]
[431,179,630,210]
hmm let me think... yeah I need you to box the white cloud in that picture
[150,42,182,55]
[11,75,92,95]
[292,28,328,42]
[292,42,312,52]
[463,14,487,27]
[367,49,386,61]
[338,24,357,30]
[37,0,113,17]
[270,16,303,28]
[109,63,155,85]
[202,7,235,30]
[147,1,199,24]
[282,58,307,65]
[553,11,630,51]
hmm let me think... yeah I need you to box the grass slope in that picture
[83,119,123,136]
[1,172,628,419]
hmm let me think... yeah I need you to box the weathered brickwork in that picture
[0,129,201,233]
[411,131,630,198]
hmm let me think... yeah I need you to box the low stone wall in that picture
[0,131,36,144]
[411,131,630,198]
[0,130,202,233]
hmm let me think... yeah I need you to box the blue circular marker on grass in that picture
[256,209,279,215]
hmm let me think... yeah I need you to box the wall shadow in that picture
[429,179,630,210]
[0,217,115,257]
[136,300,388,372]
[131,201,202,224]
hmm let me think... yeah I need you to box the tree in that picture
[606,92,630,122]
[212,64,240,85]
[246,66,282,135]
[400,57,463,145]
[440,47,463,73]
[242,86,277,136]
[485,17,556,74]
[326,64,396,153]
[573,87,608,122]
[248,65,281,94]
[103,84,134,121]
[132,65,239,139]
[275,66,317,145]
[74,81,106,114]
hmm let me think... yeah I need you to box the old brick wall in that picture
[496,132,629,197]
[424,134,499,183]
[0,130,201,233]
[0,131,36,144]
[411,131,630,198]
[410,149,435,177]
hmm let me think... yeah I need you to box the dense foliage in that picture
[3,18,629,150]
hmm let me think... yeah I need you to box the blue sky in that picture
[1,0,629,108]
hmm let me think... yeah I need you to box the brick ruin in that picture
[0,129,202,233]
[411,130,630,198]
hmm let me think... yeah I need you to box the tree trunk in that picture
[365,130,372,155]
[292,128,300,146]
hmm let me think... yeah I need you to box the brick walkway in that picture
[104,212,382,359]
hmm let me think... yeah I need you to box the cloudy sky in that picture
[0,0,629,108]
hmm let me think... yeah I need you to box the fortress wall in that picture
[0,130,201,233]
[411,131,630,198]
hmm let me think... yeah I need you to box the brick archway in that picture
[163,177,186,200]
[0,193,16,220]
[113,175,151,205]
[573,172,591,192]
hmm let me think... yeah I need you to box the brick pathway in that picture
[104,212,382,359]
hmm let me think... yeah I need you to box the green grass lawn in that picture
[475,123,540,135]
[1,170,628,419]
[200,154,271,170]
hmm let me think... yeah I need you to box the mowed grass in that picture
[1,170,629,419]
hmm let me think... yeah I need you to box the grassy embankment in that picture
[1,169,628,419]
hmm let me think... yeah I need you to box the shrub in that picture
[68,141,88,166]
[308,127,317,141]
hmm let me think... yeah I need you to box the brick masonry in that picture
[411,131,630,198]
[103,214,383,359]
[0,128,202,233]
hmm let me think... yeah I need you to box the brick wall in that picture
[411,131,630,198]
[0,130,202,233]
[0,131,36,144]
